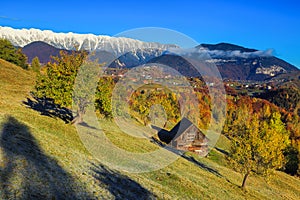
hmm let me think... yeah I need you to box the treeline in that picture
[258,86,300,114]
[0,38,42,71]
[0,38,28,69]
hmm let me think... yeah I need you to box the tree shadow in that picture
[0,116,93,199]
[77,121,99,130]
[215,147,229,156]
[23,95,73,123]
[90,163,155,200]
[181,154,223,177]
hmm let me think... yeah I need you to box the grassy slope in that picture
[0,58,300,199]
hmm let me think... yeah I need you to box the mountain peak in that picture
[199,43,257,52]
[22,41,71,64]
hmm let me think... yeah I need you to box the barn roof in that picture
[170,117,194,141]
[157,117,204,144]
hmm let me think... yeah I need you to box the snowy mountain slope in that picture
[0,26,177,55]
[2,26,298,81]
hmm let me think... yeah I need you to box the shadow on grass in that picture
[90,163,155,200]
[0,116,93,199]
[215,147,229,156]
[23,95,73,123]
[77,121,99,130]
[181,154,223,177]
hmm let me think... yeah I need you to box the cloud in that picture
[0,16,20,21]
[164,47,274,59]
[204,49,274,58]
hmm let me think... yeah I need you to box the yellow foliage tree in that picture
[228,112,290,189]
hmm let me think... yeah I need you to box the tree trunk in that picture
[242,173,249,189]
[71,108,84,124]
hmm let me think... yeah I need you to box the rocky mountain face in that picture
[148,43,299,81]
[196,43,299,81]
[1,26,298,81]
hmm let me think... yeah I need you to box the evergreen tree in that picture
[0,38,28,69]
[31,56,41,72]
[0,38,17,63]
[15,48,28,69]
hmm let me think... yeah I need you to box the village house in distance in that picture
[153,117,209,156]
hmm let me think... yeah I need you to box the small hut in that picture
[156,117,209,156]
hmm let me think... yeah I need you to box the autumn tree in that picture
[128,88,181,125]
[95,76,115,118]
[34,50,88,122]
[227,111,290,189]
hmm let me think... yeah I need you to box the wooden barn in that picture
[156,117,209,156]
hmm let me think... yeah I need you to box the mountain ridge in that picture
[22,41,71,64]
[200,43,258,52]
[0,26,177,55]
[2,26,298,81]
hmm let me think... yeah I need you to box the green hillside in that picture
[0,58,300,199]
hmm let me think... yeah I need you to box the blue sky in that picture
[1,0,300,68]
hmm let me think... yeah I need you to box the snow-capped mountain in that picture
[1,26,298,81]
[0,26,177,55]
